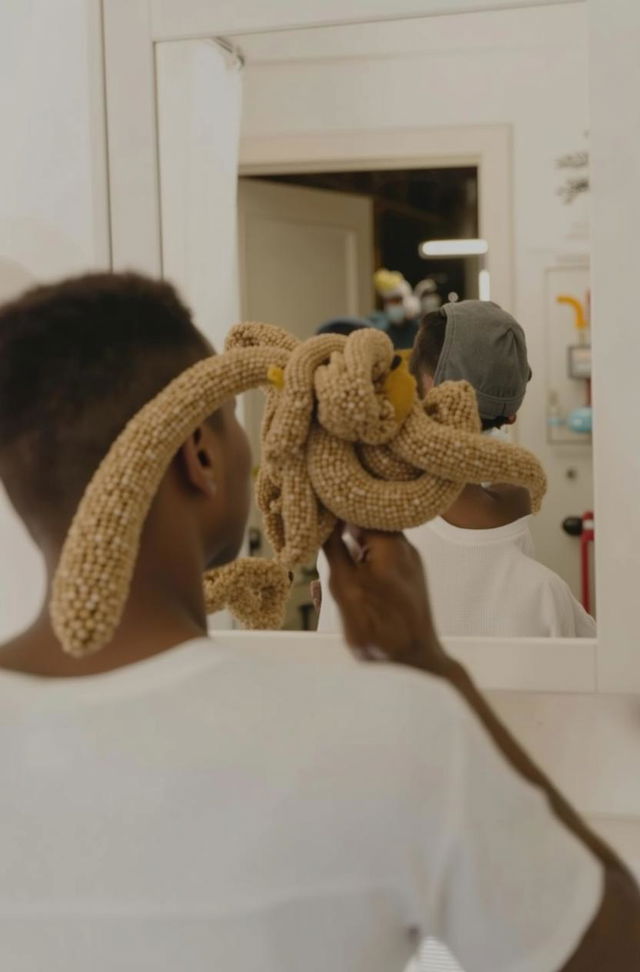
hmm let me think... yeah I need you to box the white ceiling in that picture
[232,3,586,65]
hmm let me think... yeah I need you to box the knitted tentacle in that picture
[260,329,407,559]
[422,380,482,434]
[52,346,287,657]
[203,558,291,630]
[263,334,345,465]
[356,382,480,482]
[277,458,321,567]
[307,426,463,531]
[255,466,285,554]
[357,445,420,482]
[314,328,399,445]
[391,404,547,511]
[225,321,299,354]
[257,335,346,563]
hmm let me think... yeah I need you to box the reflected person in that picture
[318,301,595,637]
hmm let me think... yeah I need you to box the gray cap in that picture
[433,300,531,421]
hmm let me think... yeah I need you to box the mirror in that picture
[234,3,594,640]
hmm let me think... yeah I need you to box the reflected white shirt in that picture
[318,516,596,638]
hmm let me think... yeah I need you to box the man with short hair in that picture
[0,273,635,970]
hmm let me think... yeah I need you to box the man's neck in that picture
[443,483,531,531]
[0,551,209,678]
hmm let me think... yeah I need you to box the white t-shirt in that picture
[0,637,601,971]
[318,516,596,638]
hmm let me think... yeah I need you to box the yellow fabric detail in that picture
[374,268,405,297]
[383,358,417,424]
[267,364,285,389]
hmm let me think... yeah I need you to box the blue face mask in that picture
[386,303,406,324]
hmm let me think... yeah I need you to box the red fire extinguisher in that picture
[562,511,595,614]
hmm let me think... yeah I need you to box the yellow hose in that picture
[557,295,587,332]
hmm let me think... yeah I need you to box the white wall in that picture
[156,40,243,351]
[588,0,640,690]
[0,0,108,640]
[238,3,591,595]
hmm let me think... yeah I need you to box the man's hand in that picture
[323,525,447,672]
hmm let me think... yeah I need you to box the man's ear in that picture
[420,369,435,397]
[179,424,219,498]
[504,415,517,426]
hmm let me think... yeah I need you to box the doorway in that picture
[257,167,479,306]
[238,165,479,630]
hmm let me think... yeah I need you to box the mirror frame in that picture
[102,0,635,693]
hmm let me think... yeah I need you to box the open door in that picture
[238,178,373,335]
[238,178,374,627]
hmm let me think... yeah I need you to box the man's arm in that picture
[324,527,640,970]
[443,654,639,969]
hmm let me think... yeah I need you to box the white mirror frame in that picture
[102,0,638,694]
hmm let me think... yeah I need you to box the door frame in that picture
[240,124,513,313]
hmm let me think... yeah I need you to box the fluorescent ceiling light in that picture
[419,238,489,257]
[478,269,491,301]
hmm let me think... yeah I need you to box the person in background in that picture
[414,276,442,315]
[318,300,596,638]
[368,268,420,351]
[310,316,371,613]
[0,274,633,971]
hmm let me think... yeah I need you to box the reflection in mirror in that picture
[236,3,594,642]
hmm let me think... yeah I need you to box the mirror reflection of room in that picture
[236,3,594,637]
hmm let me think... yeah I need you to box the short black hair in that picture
[0,272,211,538]
[410,308,510,431]
[315,317,368,337]
[410,309,447,379]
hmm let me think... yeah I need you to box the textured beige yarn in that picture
[51,322,546,657]
[203,558,292,630]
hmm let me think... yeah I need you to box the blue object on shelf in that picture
[567,405,592,434]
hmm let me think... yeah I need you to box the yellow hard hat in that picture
[374,268,409,298]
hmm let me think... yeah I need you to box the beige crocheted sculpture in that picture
[51,322,546,657]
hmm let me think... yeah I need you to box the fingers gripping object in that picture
[51,322,547,657]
